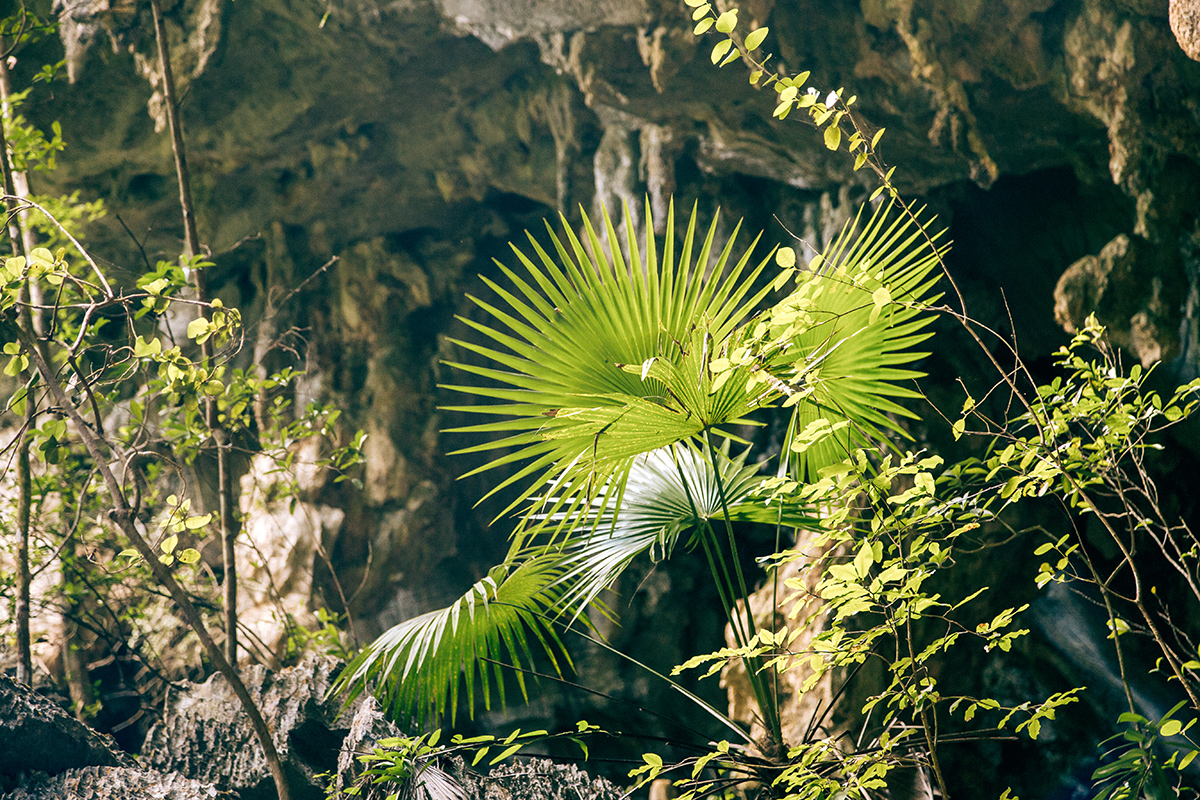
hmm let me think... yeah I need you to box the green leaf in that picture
[4,354,28,377]
[771,201,944,479]
[710,38,733,64]
[161,534,179,554]
[330,558,573,727]
[1001,476,1022,499]
[489,743,524,765]
[744,26,768,50]
[133,336,162,357]
[1160,719,1183,737]
[715,9,737,32]
[853,540,874,578]
[776,247,796,268]
[29,247,54,267]
[693,17,714,34]
[823,123,841,151]
[187,317,209,340]
[442,199,776,537]
[177,548,202,565]
[869,285,891,324]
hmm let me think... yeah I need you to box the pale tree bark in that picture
[0,68,34,687]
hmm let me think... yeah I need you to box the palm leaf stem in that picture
[703,431,783,749]
[479,656,723,746]
[704,429,759,651]
[669,449,741,643]
[668,440,783,751]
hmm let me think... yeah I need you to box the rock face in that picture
[0,674,133,780]
[1054,233,1177,365]
[454,759,623,800]
[31,1,1200,660]
[1171,0,1200,59]
[141,655,350,800]
[2,766,230,800]
[333,695,404,795]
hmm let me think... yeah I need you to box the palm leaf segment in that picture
[442,199,777,540]
[553,441,816,616]
[765,202,945,477]
[331,556,571,727]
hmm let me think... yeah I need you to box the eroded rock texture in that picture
[0,674,132,781]
[30,0,1198,646]
[140,655,348,800]
[453,758,623,800]
[2,766,230,800]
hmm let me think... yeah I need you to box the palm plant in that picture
[331,197,943,757]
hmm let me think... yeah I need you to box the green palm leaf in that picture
[767,201,945,477]
[330,557,572,727]
[441,198,777,541]
[550,442,816,616]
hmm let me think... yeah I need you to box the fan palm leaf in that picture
[548,441,816,616]
[767,201,945,477]
[337,197,945,729]
[330,557,572,727]
[441,199,777,543]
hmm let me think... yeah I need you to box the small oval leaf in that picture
[744,26,768,50]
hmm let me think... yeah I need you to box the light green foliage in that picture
[1090,703,1199,799]
[285,608,354,664]
[330,723,602,800]
[609,4,1200,798]
[0,12,362,714]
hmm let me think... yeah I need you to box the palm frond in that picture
[768,201,945,477]
[330,558,573,728]
[546,442,816,616]
[441,198,777,537]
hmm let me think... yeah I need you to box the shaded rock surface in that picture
[1172,0,1200,59]
[27,0,1200,663]
[2,766,230,800]
[141,654,349,800]
[452,758,623,800]
[0,674,132,781]
[334,695,403,794]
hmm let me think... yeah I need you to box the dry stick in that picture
[12,320,292,800]
[148,0,240,672]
